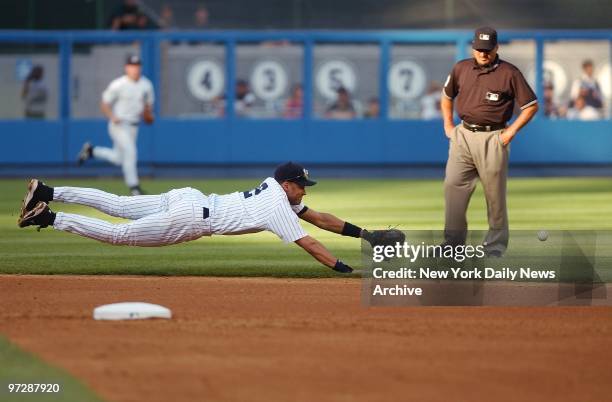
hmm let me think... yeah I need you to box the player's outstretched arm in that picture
[299,208,346,234]
[298,208,404,248]
[295,235,353,273]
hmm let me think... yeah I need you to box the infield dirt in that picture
[1,275,611,402]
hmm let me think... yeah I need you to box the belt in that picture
[462,121,505,132]
[202,207,210,220]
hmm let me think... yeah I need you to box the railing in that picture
[0,30,611,167]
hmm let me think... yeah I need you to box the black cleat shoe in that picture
[130,186,145,196]
[18,201,54,229]
[77,142,93,166]
[20,179,53,216]
[484,250,503,258]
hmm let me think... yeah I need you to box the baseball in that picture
[537,230,548,241]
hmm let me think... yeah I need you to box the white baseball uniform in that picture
[51,177,308,246]
[93,75,154,189]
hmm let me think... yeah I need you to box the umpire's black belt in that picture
[462,121,506,132]
[202,207,210,220]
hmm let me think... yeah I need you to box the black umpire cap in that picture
[274,162,317,187]
[472,27,498,51]
[125,54,142,65]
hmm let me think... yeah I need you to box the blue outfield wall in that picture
[2,118,610,166]
[0,30,611,170]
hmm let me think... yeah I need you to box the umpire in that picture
[441,27,538,256]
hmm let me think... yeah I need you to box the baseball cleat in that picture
[20,179,52,216]
[130,186,145,196]
[77,142,93,165]
[17,201,54,229]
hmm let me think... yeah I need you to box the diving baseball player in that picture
[78,54,155,196]
[18,162,403,273]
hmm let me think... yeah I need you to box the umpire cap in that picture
[472,27,498,51]
[274,162,317,187]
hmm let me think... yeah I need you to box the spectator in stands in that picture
[566,95,600,121]
[191,4,210,29]
[209,94,226,117]
[284,84,303,118]
[569,59,603,117]
[21,65,48,119]
[543,81,561,118]
[110,0,148,30]
[325,87,356,120]
[235,79,256,117]
[158,3,175,30]
[137,13,150,29]
[420,81,442,120]
[363,97,380,118]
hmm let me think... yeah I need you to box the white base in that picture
[93,302,172,320]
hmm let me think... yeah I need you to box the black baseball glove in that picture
[362,229,406,248]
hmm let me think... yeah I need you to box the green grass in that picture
[0,177,611,277]
[0,335,104,402]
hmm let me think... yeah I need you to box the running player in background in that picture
[78,54,154,196]
[17,162,388,273]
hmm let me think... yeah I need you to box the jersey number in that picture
[243,182,269,198]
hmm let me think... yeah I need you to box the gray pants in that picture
[444,125,509,253]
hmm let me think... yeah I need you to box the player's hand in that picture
[444,124,456,139]
[111,116,121,124]
[333,260,353,273]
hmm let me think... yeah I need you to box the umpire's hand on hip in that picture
[444,123,456,139]
[499,128,516,146]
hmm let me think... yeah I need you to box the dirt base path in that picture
[1,275,611,402]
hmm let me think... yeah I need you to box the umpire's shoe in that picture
[20,179,53,216]
[77,142,93,166]
[17,201,55,229]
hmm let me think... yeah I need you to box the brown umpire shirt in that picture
[443,56,537,125]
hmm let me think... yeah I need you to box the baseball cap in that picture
[125,54,142,65]
[274,162,317,187]
[472,27,498,51]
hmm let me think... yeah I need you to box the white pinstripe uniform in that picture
[52,177,307,246]
[94,75,154,188]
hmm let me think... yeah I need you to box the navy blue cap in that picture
[274,162,317,187]
[125,54,142,65]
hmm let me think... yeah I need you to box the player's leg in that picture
[443,126,478,245]
[21,179,165,220]
[54,186,165,220]
[21,201,197,246]
[477,131,509,254]
[89,123,123,166]
[54,193,196,246]
[120,125,142,195]
[53,209,195,246]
